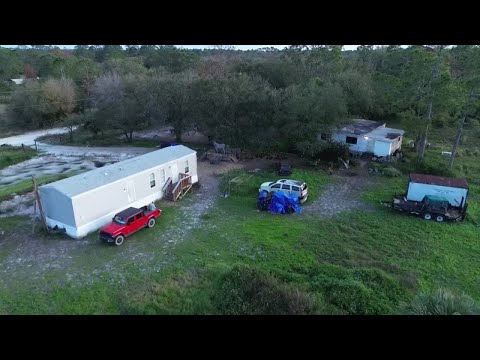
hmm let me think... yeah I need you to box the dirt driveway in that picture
[0,156,378,286]
[303,160,378,217]
[0,160,246,285]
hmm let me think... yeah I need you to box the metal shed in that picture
[406,174,469,208]
[331,119,405,157]
[38,145,198,238]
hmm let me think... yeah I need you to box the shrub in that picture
[296,140,349,163]
[400,288,480,315]
[382,166,402,177]
[214,265,319,315]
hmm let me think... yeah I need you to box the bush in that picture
[400,288,480,315]
[214,265,319,315]
[296,140,349,163]
[382,166,402,177]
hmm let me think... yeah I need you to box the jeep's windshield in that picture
[113,216,126,225]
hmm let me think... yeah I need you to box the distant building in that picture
[9,77,25,85]
[330,119,405,157]
[8,76,40,85]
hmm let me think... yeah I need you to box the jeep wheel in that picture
[435,215,445,222]
[423,213,432,220]
[114,235,124,246]
[147,218,156,228]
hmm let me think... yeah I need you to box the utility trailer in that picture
[392,195,466,222]
[390,174,469,222]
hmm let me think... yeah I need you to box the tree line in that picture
[1,45,479,160]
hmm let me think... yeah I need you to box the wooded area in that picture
[1,45,479,164]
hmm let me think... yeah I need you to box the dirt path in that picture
[0,156,378,286]
[0,161,246,285]
[0,127,77,147]
[304,161,377,217]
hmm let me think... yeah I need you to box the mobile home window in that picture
[346,136,358,145]
[150,173,156,188]
[161,169,166,183]
[185,160,189,173]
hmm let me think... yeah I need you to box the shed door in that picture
[127,181,136,203]
[367,139,375,153]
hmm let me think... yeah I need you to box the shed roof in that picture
[365,127,405,143]
[336,119,385,135]
[409,174,469,189]
[40,145,196,198]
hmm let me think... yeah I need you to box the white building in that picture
[331,119,405,157]
[38,145,198,239]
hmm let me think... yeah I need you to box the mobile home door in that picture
[170,163,179,183]
[127,181,136,203]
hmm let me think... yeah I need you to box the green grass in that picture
[36,128,211,154]
[0,127,479,314]
[0,145,37,170]
[37,129,160,148]
[0,171,84,202]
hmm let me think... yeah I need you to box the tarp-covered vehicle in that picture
[257,190,302,214]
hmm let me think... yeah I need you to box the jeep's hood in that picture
[100,222,124,235]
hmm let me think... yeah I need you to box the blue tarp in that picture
[258,191,302,214]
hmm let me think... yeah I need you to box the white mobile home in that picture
[406,174,469,208]
[38,145,198,239]
[331,119,405,157]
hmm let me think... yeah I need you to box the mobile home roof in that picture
[40,145,196,198]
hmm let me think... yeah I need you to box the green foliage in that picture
[296,140,349,162]
[8,78,77,129]
[213,265,319,315]
[0,171,81,202]
[381,166,402,177]
[401,288,480,315]
[0,48,23,81]
[0,145,37,170]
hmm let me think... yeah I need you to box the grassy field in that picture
[0,171,84,202]
[0,127,479,314]
[36,128,211,154]
[0,145,37,170]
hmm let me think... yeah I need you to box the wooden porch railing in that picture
[170,173,193,202]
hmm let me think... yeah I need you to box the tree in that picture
[40,78,77,124]
[191,74,275,150]
[144,46,200,72]
[91,72,150,142]
[24,64,37,78]
[0,48,23,81]
[275,79,347,151]
[417,46,445,161]
[146,72,198,142]
[8,77,76,129]
[103,57,147,76]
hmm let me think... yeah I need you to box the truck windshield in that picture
[113,216,126,225]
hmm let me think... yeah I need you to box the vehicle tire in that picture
[423,213,432,221]
[114,235,124,246]
[435,215,445,222]
[147,218,156,228]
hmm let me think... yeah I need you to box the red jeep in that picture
[99,206,162,246]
